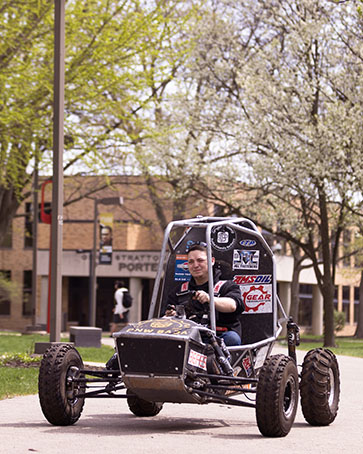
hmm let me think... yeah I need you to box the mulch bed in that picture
[1,359,41,368]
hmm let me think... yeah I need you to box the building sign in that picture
[116,253,160,274]
[99,212,113,265]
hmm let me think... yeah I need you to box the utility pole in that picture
[49,0,65,342]
[34,0,65,353]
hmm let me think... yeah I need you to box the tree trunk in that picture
[317,188,336,347]
[289,250,302,323]
[354,270,363,338]
[0,185,21,244]
[322,279,336,347]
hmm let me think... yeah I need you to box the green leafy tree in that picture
[0,0,200,241]
[168,0,363,346]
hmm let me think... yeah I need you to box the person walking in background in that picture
[110,280,132,335]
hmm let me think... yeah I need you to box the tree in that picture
[175,0,363,346]
[118,0,254,230]
[0,0,200,242]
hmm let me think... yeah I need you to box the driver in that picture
[164,244,244,346]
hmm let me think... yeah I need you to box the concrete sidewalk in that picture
[1,345,362,454]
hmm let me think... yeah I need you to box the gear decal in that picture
[242,285,272,313]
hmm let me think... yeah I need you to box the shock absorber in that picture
[287,316,300,363]
[205,331,234,376]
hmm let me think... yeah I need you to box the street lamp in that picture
[89,196,123,326]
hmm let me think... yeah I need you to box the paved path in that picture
[0,342,362,454]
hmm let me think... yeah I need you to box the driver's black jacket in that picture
[164,269,244,338]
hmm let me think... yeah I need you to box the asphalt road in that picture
[0,344,362,454]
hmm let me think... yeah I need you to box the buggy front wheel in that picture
[256,354,299,437]
[38,344,85,426]
[300,348,340,426]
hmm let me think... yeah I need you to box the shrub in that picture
[334,310,346,334]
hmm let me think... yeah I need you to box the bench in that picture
[69,326,102,348]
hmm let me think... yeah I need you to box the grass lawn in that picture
[0,332,114,400]
[0,367,39,400]
[279,335,363,358]
[1,331,362,400]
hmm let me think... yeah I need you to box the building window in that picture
[299,284,313,326]
[0,223,12,248]
[0,270,11,315]
[354,286,360,323]
[22,270,33,316]
[24,203,33,248]
[24,201,51,248]
[342,285,350,322]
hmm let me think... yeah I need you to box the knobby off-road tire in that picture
[126,389,163,417]
[38,344,85,426]
[300,348,340,426]
[256,354,299,437]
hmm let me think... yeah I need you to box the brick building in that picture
[0,175,201,331]
[0,176,360,334]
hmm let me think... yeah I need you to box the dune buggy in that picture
[38,216,340,437]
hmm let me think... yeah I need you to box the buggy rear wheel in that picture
[38,344,85,426]
[126,389,163,417]
[256,354,299,437]
[300,348,340,426]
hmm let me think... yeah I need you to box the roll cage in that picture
[148,216,288,359]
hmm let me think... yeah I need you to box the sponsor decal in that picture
[174,254,191,281]
[242,356,253,377]
[239,239,257,247]
[241,284,272,313]
[211,225,236,251]
[233,249,260,270]
[233,274,272,285]
[188,349,207,371]
[254,345,269,369]
[125,318,192,335]
[150,320,174,329]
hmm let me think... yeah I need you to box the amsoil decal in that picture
[241,284,272,313]
[233,249,260,270]
[233,274,272,285]
[174,254,191,281]
[188,349,207,371]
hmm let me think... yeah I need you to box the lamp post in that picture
[34,0,65,353]
[89,197,123,326]
[49,0,65,342]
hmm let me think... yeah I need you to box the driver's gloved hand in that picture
[165,304,176,317]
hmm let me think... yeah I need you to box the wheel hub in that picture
[327,368,335,407]
[66,366,82,404]
[283,376,297,418]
